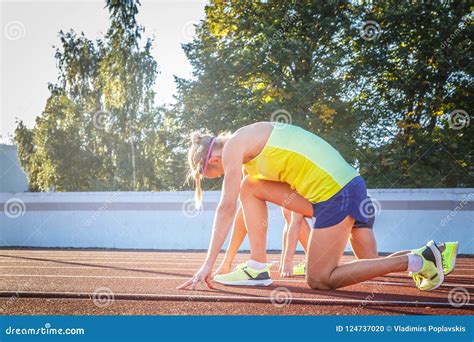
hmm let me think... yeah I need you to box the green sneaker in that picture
[411,273,422,288]
[213,262,273,286]
[234,262,246,270]
[409,246,425,288]
[292,261,306,276]
[442,241,458,275]
[410,241,459,282]
[411,241,444,291]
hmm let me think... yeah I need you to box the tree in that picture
[350,1,473,187]
[16,1,472,191]
[15,0,179,191]
[176,2,360,158]
[172,0,473,189]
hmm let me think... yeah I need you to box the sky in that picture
[0,0,207,143]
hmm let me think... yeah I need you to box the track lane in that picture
[0,249,472,315]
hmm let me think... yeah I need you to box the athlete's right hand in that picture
[177,264,215,290]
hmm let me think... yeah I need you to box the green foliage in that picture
[174,0,473,188]
[15,0,182,191]
[349,1,473,187]
[16,0,473,191]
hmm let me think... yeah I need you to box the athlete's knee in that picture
[240,175,261,198]
[306,268,337,290]
[306,275,335,290]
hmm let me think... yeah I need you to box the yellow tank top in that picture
[243,123,359,203]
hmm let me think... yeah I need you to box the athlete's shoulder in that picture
[229,122,272,141]
[236,121,273,133]
[225,122,273,161]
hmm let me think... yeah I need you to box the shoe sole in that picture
[445,242,458,276]
[213,278,273,286]
[425,241,445,291]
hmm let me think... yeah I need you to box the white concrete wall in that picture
[0,189,473,254]
[0,144,28,192]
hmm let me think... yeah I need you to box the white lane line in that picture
[0,262,472,276]
[7,261,470,268]
[0,254,312,258]
[2,252,467,257]
[0,255,199,257]
[0,266,201,271]
[0,274,185,280]
[0,262,287,266]
[0,254,227,257]
[7,253,469,260]
[1,254,471,263]
[0,258,289,262]
[0,291,471,308]
[1,274,473,288]
[0,256,216,260]
[0,266,473,274]
[0,257,471,264]
[1,262,471,269]
[0,258,205,260]
[0,261,264,264]
[0,255,344,258]
[0,253,249,256]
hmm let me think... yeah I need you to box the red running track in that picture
[0,249,472,315]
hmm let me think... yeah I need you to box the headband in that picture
[201,136,216,175]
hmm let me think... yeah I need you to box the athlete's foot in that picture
[292,261,306,276]
[213,262,273,286]
[410,241,459,287]
[441,241,458,275]
[410,241,444,291]
[212,262,233,277]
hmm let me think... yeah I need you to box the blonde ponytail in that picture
[187,130,230,209]
[194,172,203,209]
[187,131,213,209]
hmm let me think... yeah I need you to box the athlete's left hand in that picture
[280,262,293,278]
[177,264,215,290]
